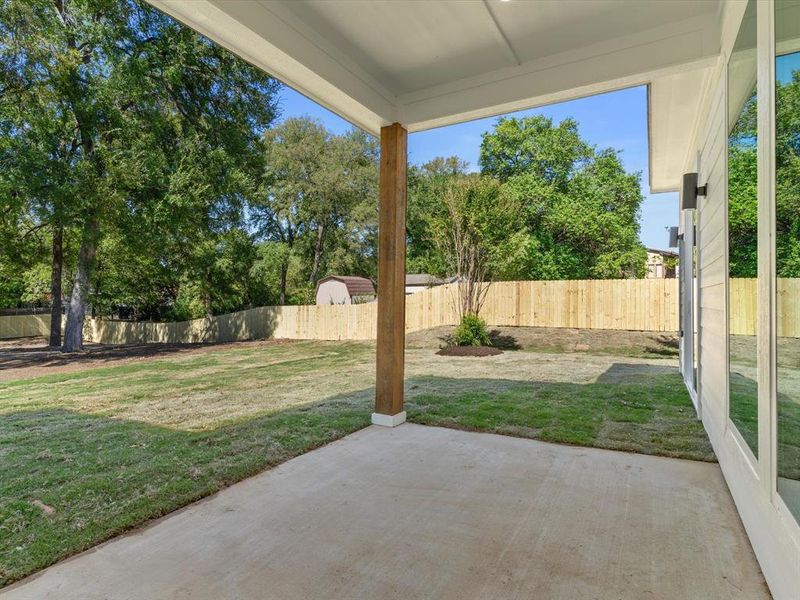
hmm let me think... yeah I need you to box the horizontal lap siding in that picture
[698,72,728,427]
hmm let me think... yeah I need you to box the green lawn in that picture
[406,373,710,460]
[1,338,709,586]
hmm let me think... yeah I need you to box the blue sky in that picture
[276,84,678,251]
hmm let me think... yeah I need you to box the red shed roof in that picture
[317,276,376,297]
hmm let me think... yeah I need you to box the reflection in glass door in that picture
[728,0,759,458]
[775,0,800,523]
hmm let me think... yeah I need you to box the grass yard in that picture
[1,329,709,586]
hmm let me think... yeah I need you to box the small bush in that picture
[452,313,492,347]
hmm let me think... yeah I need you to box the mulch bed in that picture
[436,345,503,357]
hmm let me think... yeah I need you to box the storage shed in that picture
[315,276,376,305]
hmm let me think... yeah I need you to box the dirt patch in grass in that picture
[0,338,298,382]
[436,346,503,357]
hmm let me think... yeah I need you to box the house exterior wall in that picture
[315,280,352,305]
[683,2,800,597]
[645,251,678,278]
[646,252,666,278]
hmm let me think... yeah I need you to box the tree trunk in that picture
[280,229,294,305]
[48,225,63,347]
[308,222,325,285]
[62,216,98,352]
[279,260,288,305]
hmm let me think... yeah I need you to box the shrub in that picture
[452,313,492,347]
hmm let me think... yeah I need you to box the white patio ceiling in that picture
[147,0,725,192]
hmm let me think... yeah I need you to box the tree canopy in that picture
[410,115,648,281]
[776,72,800,278]
[1,3,653,347]
[0,0,279,347]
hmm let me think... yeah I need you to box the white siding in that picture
[697,69,728,434]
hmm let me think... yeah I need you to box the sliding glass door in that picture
[775,0,800,523]
[728,0,759,458]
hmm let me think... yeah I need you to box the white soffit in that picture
[147,0,723,190]
[649,67,714,193]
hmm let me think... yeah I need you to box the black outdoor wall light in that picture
[668,226,680,248]
[681,172,708,210]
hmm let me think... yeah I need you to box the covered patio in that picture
[6,0,797,597]
[1,424,768,599]
[141,0,718,428]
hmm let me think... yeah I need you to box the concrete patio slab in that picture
[2,424,769,600]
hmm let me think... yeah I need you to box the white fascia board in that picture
[146,0,397,135]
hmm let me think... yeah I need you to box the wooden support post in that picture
[373,123,407,427]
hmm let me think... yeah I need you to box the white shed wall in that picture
[315,280,352,305]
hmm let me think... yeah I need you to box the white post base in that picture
[371,411,407,427]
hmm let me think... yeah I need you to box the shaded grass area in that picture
[0,341,375,586]
[1,405,368,587]
[406,372,713,462]
[516,337,681,360]
[1,339,705,587]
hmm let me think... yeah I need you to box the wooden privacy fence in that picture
[14,277,800,344]
[480,279,677,331]
[0,279,682,344]
[86,279,679,343]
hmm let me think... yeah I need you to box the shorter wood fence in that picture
[0,314,51,339]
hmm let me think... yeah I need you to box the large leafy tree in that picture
[728,86,758,278]
[409,117,647,281]
[479,115,592,185]
[479,115,647,279]
[727,69,800,279]
[0,0,278,347]
[253,117,378,304]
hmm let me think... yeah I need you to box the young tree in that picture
[428,174,525,317]
[407,156,469,276]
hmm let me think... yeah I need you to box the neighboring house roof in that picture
[316,276,376,297]
[405,274,458,286]
[646,248,678,258]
